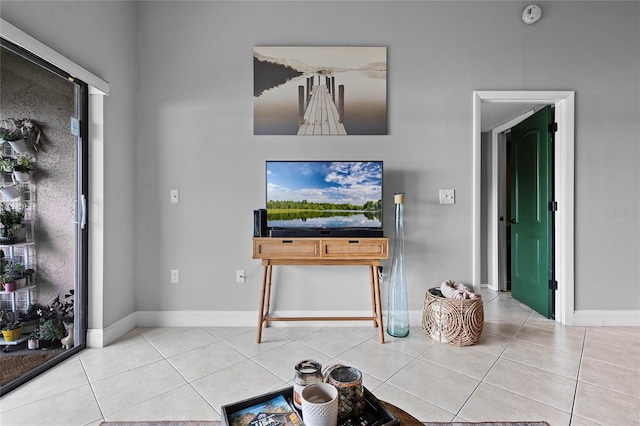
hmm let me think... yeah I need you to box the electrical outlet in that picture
[170,189,179,204]
[439,189,455,204]
[236,269,245,283]
[171,269,180,283]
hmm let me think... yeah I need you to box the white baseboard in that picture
[572,310,640,326]
[86,309,640,347]
[85,329,103,348]
[87,311,136,348]
[86,309,426,347]
[136,310,256,328]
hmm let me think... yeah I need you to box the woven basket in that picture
[422,288,483,346]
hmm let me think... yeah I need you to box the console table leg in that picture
[264,264,273,329]
[369,265,378,328]
[257,264,269,343]
[373,264,385,343]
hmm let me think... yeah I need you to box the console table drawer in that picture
[253,238,388,260]
[322,239,388,259]
[253,238,320,258]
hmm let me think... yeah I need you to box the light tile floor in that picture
[1,289,639,426]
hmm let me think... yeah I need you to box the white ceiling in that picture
[481,103,545,132]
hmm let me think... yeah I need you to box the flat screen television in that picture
[266,161,384,237]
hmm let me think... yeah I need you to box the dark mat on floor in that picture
[380,401,549,426]
[100,421,550,425]
[424,423,550,426]
[0,353,57,386]
[100,423,219,426]
[99,401,548,426]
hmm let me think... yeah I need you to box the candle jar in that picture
[328,366,365,420]
[293,359,323,410]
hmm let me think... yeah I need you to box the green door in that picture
[509,106,554,318]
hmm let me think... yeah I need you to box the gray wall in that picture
[134,0,639,313]
[2,1,638,327]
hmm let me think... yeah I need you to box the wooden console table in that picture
[252,237,389,343]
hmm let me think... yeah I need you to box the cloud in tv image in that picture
[254,46,387,135]
[266,161,382,229]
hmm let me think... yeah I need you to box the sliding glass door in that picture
[0,38,88,395]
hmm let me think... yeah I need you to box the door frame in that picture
[473,91,575,325]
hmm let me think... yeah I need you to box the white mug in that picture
[301,382,339,426]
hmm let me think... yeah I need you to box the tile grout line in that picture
[77,352,108,424]
[452,309,534,421]
[567,325,588,425]
[92,329,188,422]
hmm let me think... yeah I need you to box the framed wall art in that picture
[254,46,387,136]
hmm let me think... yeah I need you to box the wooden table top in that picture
[380,400,423,426]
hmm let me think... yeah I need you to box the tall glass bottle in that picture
[387,193,410,337]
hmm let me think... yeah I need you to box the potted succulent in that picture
[0,155,14,173]
[37,291,74,348]
[0,309,15,329]
[11,155,34,182]
[0,203,25,243]
[36,316,64,347]
[1,262,34,292]
[18,302,45,334]
[0,126,28,153]
[2,321,23,341]
[0,118,44,152]
[0,127,23,144]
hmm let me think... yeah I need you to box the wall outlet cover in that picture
[439,189,455,204]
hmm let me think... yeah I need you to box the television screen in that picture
[266,161,383,231]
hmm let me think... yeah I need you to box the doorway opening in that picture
[472,91,575,325]
[491,108,537,293]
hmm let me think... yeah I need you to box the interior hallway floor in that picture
[0,289,638,426]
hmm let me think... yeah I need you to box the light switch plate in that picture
[439,189,455,204]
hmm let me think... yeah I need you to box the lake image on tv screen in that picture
[266,161,382,229]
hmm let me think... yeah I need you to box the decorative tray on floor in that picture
[221,385,399,426]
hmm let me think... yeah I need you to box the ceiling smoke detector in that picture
[522,5,542,24]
